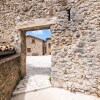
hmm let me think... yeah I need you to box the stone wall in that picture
[0,54,21,100]
[0,0,100,98]
[0,0,53,51]
[51,0,100,97]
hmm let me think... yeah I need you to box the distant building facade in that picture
[26,35,51,56]
[46,38,51,55]
[26,35,44,56]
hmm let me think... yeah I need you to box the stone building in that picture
[26,35,51,56]
[46,38,51,55]
[0,0,100,99]
[26,35,45,56]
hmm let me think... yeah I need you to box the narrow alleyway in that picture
[12,55,51,95]
[11,55,99,100]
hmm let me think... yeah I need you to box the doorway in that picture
[13,28,52,95]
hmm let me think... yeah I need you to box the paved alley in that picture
[11,88,99,100]
[11,55,100,100]
[12,55,51,95]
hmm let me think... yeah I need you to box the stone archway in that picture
[18,18,56,78]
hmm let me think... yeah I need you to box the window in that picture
[67,9,71,21]
[27,48,31,52]
[32,39,35,43]
[48,43,51,48]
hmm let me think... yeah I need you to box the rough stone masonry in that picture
[0,0,100,99]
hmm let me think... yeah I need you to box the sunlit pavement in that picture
[11,87,99,100]
[11,55,100,100]
[12,55,51,95]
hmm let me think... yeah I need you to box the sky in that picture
[26,29,51,40]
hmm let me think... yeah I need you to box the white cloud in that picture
[31,30,44,35]
[48,29,51,33]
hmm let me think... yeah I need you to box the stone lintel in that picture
[17,18,56,31]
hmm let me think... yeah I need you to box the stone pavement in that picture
[11,88,100,100]
[11,55,100,100]
[12,55,51,95]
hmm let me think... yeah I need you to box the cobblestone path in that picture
[13,56,51,95]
